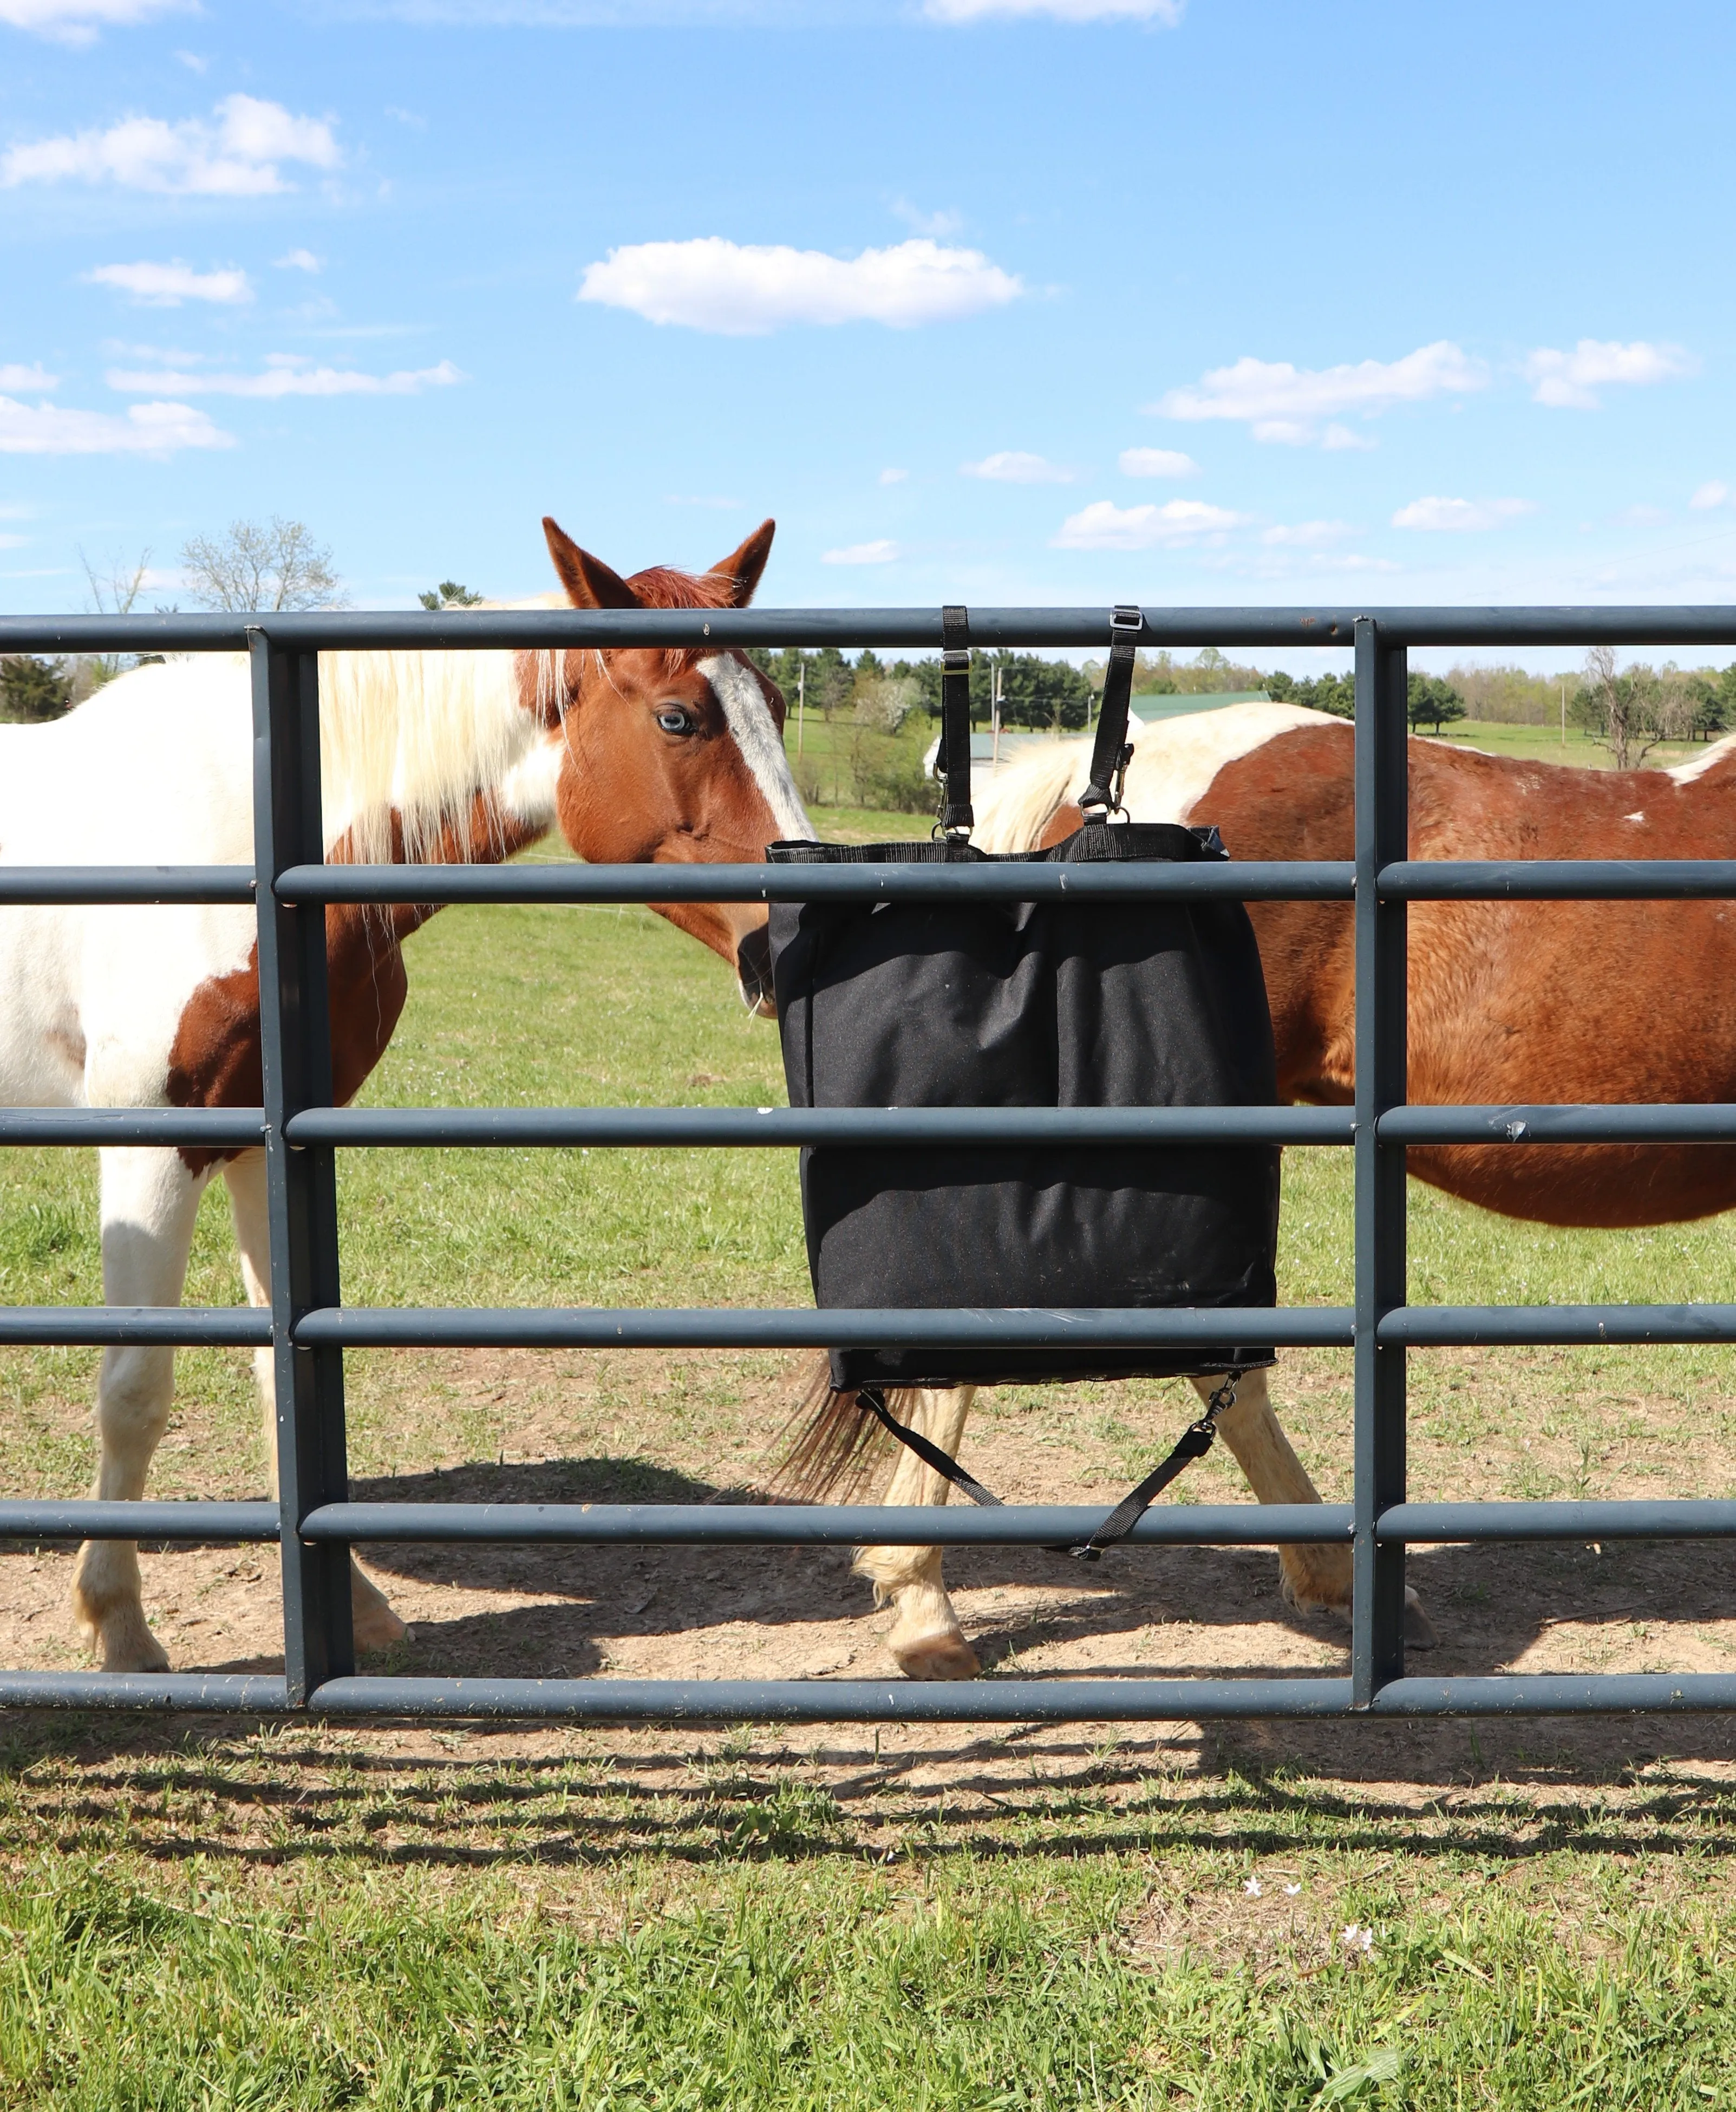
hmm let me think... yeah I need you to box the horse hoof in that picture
[1404,1589,1440,1652]
[351,1562,410,1654]
[891,1628,980,1681]
[95,1621,171,1676]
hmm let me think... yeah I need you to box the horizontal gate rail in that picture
[0,1502,279,1542]
[6,600,1736,1726]
[284,1105,1353,1149]
[290,1304,1355,1351]
[0,1308,273,1348]
[304,1500,1354,1547]
[0,866,253,905]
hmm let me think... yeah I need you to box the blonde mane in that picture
[317,593,566,862]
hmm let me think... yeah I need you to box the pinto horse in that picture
[799,700,1736,1679]
[0,516,810,1675]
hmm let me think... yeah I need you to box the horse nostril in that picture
[736,923,775,1017]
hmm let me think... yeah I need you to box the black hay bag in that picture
[766,604,1280,1393]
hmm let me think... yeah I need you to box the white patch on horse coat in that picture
[1667,731,1736,785]
[1625,811,1646,823]
[974,700,1338,850]
[699,651,812,841]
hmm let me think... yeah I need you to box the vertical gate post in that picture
[250,633,355,1703]
[1351,617,1409,1705]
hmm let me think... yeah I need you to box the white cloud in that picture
[1153,340,1487,445]
[0,395,232,455]
[822,539,900,564]
[1615,503,1668,526]
[926,0,1183,19]
[276,247,323,273]
[106,355,466,397]
[0,364,57,391]
[1523,339,1696,409]
[1052,498,1245,550]
[1118,446,1198,478]
[961,449,1074,484]
[1691,480,1729,511]
[1321,422,1376,452]
[0,0,190,42]
[878,466,908,485]
[891,198,964,239]
[3,95,341,196]
[1261,519,1353,547]
[86,260,253,307]
[1391,496,1537,532]
[577,237,1022,335]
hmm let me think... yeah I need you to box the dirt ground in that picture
[4,1345,1735,1790]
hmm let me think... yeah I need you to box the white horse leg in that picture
[221,1149,408,1655]
[1191,1367,1437,1648]
[71,1147,210,1672]
[852,1385,980,1681]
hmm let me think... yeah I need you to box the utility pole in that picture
[797,661,805,758]
[1560,678,1565,747]
[991,663,1002,770]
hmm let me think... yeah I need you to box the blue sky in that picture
[2,0,1734,669]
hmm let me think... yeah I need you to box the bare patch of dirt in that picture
[4,1345,1736,1787]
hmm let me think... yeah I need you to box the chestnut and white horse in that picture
[808,700,1736,1678]
[1,516,809,1674]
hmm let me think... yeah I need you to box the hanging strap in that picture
[856,1374,1238,1562]
[935,603,974,839]
[1080,603,1144,824]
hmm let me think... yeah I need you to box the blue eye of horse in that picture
[657,707,695,735]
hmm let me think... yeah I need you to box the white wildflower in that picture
[1284,1883,1302,1896]
[1243,1878,1262,1897]
[1340,1924,1375,1954]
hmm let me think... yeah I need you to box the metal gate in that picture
[3,602,1735,1723]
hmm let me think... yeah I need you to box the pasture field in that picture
[3,818,1736,2104]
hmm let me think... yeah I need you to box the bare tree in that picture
[1576,645,1695,770]
[77,545,154,685]
[179,517,348,613]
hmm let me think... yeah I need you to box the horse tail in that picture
[762,1355,905,1502]
[972,734,1093,851]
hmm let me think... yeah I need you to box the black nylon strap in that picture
[859,1386,1003,1508]
[1081,603,1143,823]
[853,1375,1237,1560]
[937,603,974,837]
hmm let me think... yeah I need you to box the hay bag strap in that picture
[857,1374,1241,1562]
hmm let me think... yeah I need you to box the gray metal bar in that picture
[0,1501,279,1542]
[0,1307,271,1347]
[1381,1104,1736,1144]
[292,1305,1349,1351]
[276,860,1357,907]
[1351,621,1409,1708]
[0,867,254,906]
[1381,1304,1736,1346]
[5,605,1736,655]
[309,1675,1358,1722]
[1383,859,1736,901]
[0,1672,292,1710]
[1379,1500,1736,1543]
[0,1108,266,1149]
[301,1500,1353,1547]
[251,636,355,1703]
[1368,1674,1736,1716]
[285,1105,1356,1150]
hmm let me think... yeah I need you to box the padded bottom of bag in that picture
[827,1345,1277,1390]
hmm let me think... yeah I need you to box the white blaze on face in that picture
[699,651,812,842]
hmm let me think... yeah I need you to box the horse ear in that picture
[709,519,775,608]
[543,517,640,610]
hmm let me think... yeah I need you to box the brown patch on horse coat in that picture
[168,793,547,1172]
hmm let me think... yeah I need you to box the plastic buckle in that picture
[1110,603,1143,639]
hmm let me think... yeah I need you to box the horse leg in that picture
[221,1149,409,1655]
[853,1385,980,1681]
[71,1148,211,1672]
[1191,1367,1437,1648]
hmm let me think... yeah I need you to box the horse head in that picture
[538,516,807,1016]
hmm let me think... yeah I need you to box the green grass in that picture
[4,806,1736,2104]
[1426,718,1716,771]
